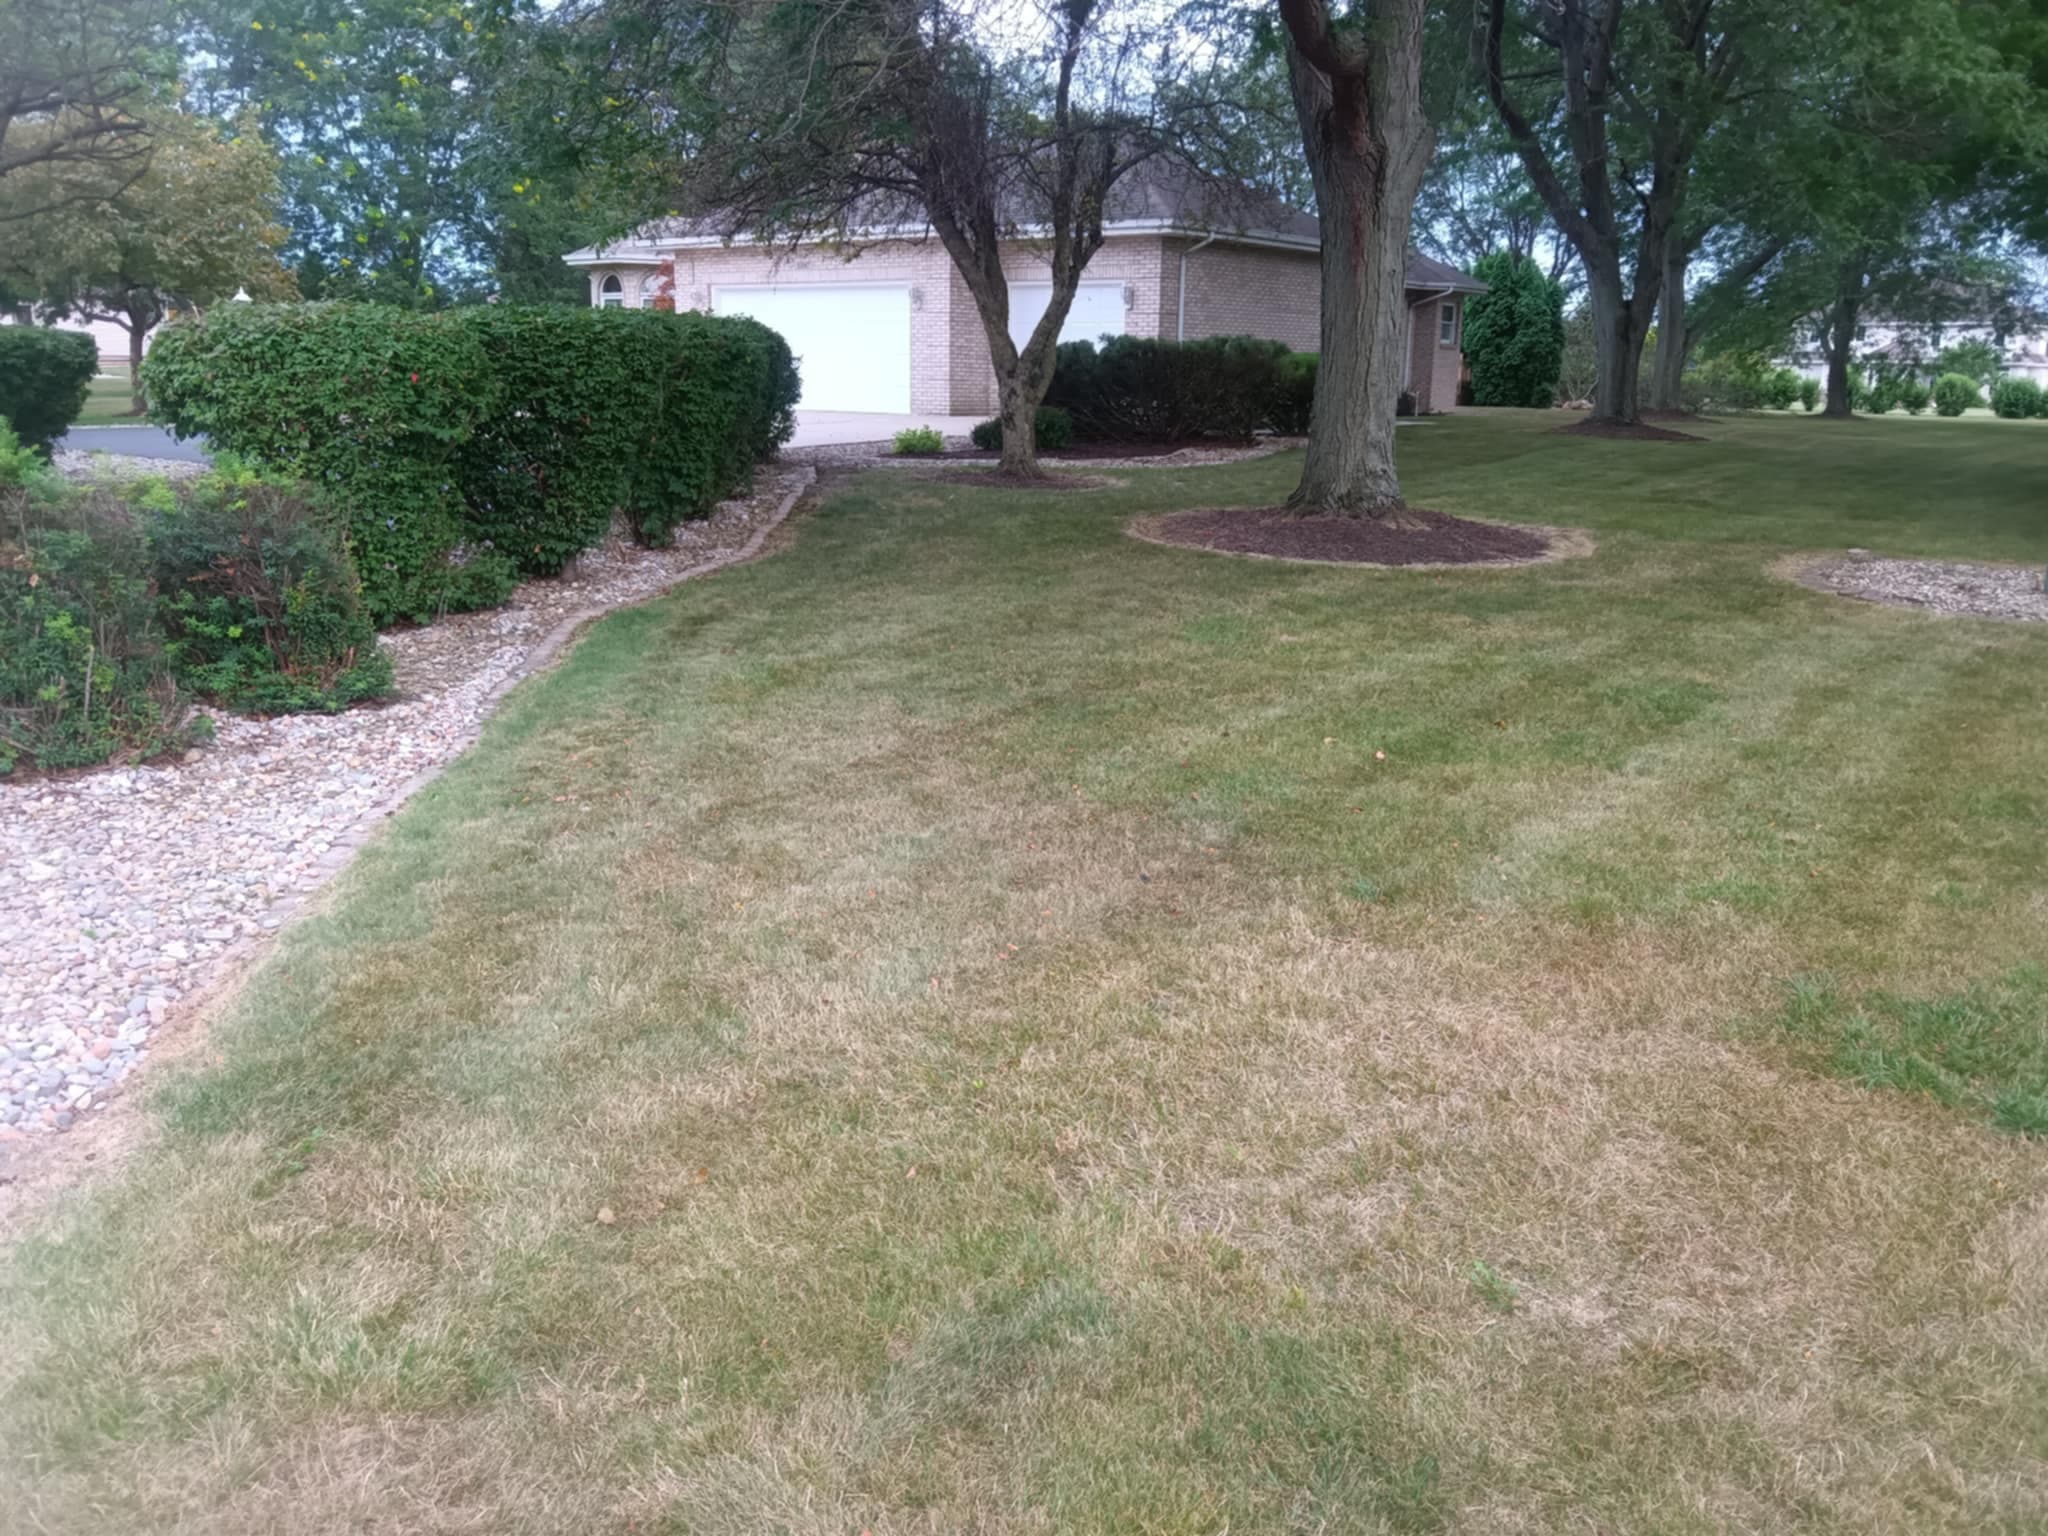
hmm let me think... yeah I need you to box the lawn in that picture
[5,410,2046,1533]
[73,372,149,424]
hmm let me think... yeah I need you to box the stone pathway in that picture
[0,465,814,1145]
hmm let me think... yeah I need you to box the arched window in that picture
[599,274,625,309]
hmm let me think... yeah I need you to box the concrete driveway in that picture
[789,411,983,447]
[56,425,210,462]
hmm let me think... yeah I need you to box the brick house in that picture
[564,184,1485,417]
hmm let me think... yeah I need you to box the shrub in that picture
[1990,376,2042,420]
[1047,335,1289,442]
[1462,252,1566,407]
[145,463,392,714]
[1798,376,1821,412]
[1895,379,1930,415]
[1396,390,1417,418]
[144,303,514,625]
[1269,353,1317,434]
[968,406,1074,452]
[0,327,98,455]
[891,427,944,456]
[1934,338,2001,390]
[1691,354,1772,411]
[450,306,654,575]
[1764,367,1804,411]
[1,429,193,774]
[600,309,798,546]
[1932,373,1979,417]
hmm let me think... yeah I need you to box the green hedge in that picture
[0,327,98,455]
[143,303,513,625]
[144,304,801,614]
[1046,335,1291,442]
[1270,353,1317,434]
[969,406,1073,452]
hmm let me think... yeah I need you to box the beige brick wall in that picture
[1404,292,1468,413]
[1172,239,1322,350]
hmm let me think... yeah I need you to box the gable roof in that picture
[566,163,1485,292]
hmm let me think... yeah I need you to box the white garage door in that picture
[1008,281,1126,351]
[711,283,911,413]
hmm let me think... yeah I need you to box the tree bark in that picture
[1821,291,1859,417]
[1278,0,1432,519]
[1586,265,1648,422]
[1648,242,1690,411]
[125,319,146,414]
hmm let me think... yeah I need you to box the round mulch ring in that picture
[1130,506,1588,568]
[1552,417,1706,442]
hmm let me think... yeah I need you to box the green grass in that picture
[4,409,2047,1533]
[72,372,149,424]
[1776,967,2048,1135]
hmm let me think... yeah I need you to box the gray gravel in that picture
[52,449,207,482]
[0,465,812,1144]
[1802,550,2048,624]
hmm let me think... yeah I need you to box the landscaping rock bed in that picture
[1130,506,1576,567]
[53,450,208,482]
[1797,551,2048,624]
[0,464,813,1146]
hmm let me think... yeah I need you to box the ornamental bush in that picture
[1990,376,2042,420]
[1047,335,1289,441]
[145,462,392,715]
[892,427,944,455]
[143,303,514,625]
[1798,377,1821,412]
[1932,372,1979,417]
[968,406,1074,452]
[0,327,98,455]
[1763,367,1804,411]
[1895,379,1931,415]
[0,428,194,774]
[1462,253,1565,407]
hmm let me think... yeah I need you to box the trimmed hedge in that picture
[144,304,800,616]
[0,327,98,455]
[143,303,512,625]
[1270,353,1317,434]
[969,406,1073,452]
[1047,335,1290,442]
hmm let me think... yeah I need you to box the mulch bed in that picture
[937,438,1255,461]
[1134,506,1553,566]
[1552,417,1706,442]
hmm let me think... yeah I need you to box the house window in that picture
[1439,302,1457,346]
[599,274,625,309]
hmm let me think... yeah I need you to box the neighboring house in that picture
[565,175,1485,416]
[1786,318,2048,390]
[0,307,155,372]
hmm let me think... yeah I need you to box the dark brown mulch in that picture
[1552,417,1706,442]
[938,438,1256,461]
[916,468,1112,491]
[1137,506,1551,566]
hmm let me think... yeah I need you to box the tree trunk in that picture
[125,321,146,415]
[995,370,1042,477]
[1586,264,1646,423]
[1648,245,1689,411]
[1821,292,1858,418]
[1279,0,1432,519]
